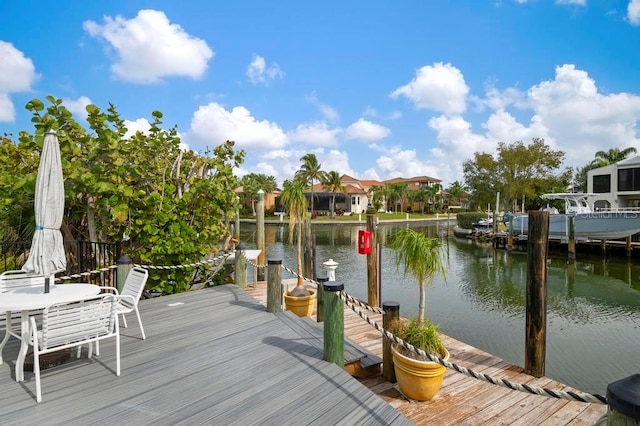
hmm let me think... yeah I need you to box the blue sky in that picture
[2,0,640,187]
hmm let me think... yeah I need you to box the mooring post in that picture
[316,276,327,322]
[256,189,265,281]
[626,236,632,259]
[116,254,133,294]
[507,218,514,251]
[323,281,344,367]
[601,239,607,255]
[382,301,399,382]
[525,210,549,377]
[606,374,640,425]
[266,260,283,313]
[366,213,379,307]
[235,195,240,242]
[234,243,247,289]
[568,216,576,260]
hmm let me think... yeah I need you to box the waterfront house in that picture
[586,156,640,210]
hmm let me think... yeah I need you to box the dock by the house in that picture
[246,280,608,425]
[0,281,609,425]
[0,285,410,425]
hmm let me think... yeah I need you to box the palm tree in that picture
[371,184,390,212]
[390,182,408,213]
[241,173,277,215]
[446,181,466,206]
[280,179,309,291]
[389,228,445,323]
[322,171,346,218]
[295,153,326,215]
[591,147,637,168]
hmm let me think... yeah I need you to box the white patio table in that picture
[0,283,101,382]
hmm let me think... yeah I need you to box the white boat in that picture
[508,193,640,241]
[472,218,493,231]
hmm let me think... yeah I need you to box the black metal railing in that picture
[1,240,121,281]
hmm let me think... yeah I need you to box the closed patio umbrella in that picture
[22,131,66,292]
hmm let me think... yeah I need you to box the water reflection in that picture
[240,222,640,394]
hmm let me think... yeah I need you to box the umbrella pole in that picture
[45,277,50,294]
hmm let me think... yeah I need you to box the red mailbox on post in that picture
[358,230,371,254]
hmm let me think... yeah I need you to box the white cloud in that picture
[344,118,390,141]
[306,92,338,121]
[628,0,640,24]
[0,41,38,122]
[556,0,586,5]
[375,146,442,181]
[428,114,491,157]
[390,62,469,115]
[83,9,213,84]
[123,117,189,150]
[189,102,288,150]
[422,63,640,186]
[388,111,403,120]
[0,94,14,122]
[482,109,552,146]
[61,96,92,119]
[246,55,284,85]
[288,121,340,146]
[123,118,152,138]
[483,85,526,110]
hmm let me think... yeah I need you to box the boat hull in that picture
[509,212,640,241]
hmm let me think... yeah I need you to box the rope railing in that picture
[54,265,117,282]
[54,251,233,283]
[134,251,233,270]
[275,262,608,405]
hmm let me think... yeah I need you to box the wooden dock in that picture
[0,285,410,425]
[246,280,608,425]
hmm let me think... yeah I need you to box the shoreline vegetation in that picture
[241,212,455,225]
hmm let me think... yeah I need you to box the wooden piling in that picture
[525,210,548,377]
[266,260,283,313]
[234,246,247,289]
[568,216,576,260]
[316,276,327,322]
[256,190,265,281]
[626,236,632,258]
[366,214,379,307]
[323,282,344,367]
[382,301,399,382]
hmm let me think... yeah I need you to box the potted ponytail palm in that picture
[280,179,315,317]
[389,228,448,401]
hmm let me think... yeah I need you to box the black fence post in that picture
[117,254,133,293]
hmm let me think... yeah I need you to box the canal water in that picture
[239,221,640,395]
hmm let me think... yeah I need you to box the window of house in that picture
[617,168,640,191]
[592,174,611,193]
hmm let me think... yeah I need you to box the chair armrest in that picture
[118,294,137,305]
[100,286,120,295]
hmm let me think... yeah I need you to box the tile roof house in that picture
[298,174,442,214]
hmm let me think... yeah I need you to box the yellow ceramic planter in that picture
[284,290,316,317]
[391,344,450,401]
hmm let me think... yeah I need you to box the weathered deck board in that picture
[245,279,608,425]
[0,285,410,425]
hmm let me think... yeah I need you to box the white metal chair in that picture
[100,267,149,339]
[29,294,120,403]
[0,271,46,363]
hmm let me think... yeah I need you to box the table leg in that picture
[0,311,11,364]
[16,311,29,382]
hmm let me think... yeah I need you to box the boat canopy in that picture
[540,193,594,214]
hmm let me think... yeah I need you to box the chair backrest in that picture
[120,267,149,308]
[0,270,46,293]
[40,295,118,351]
